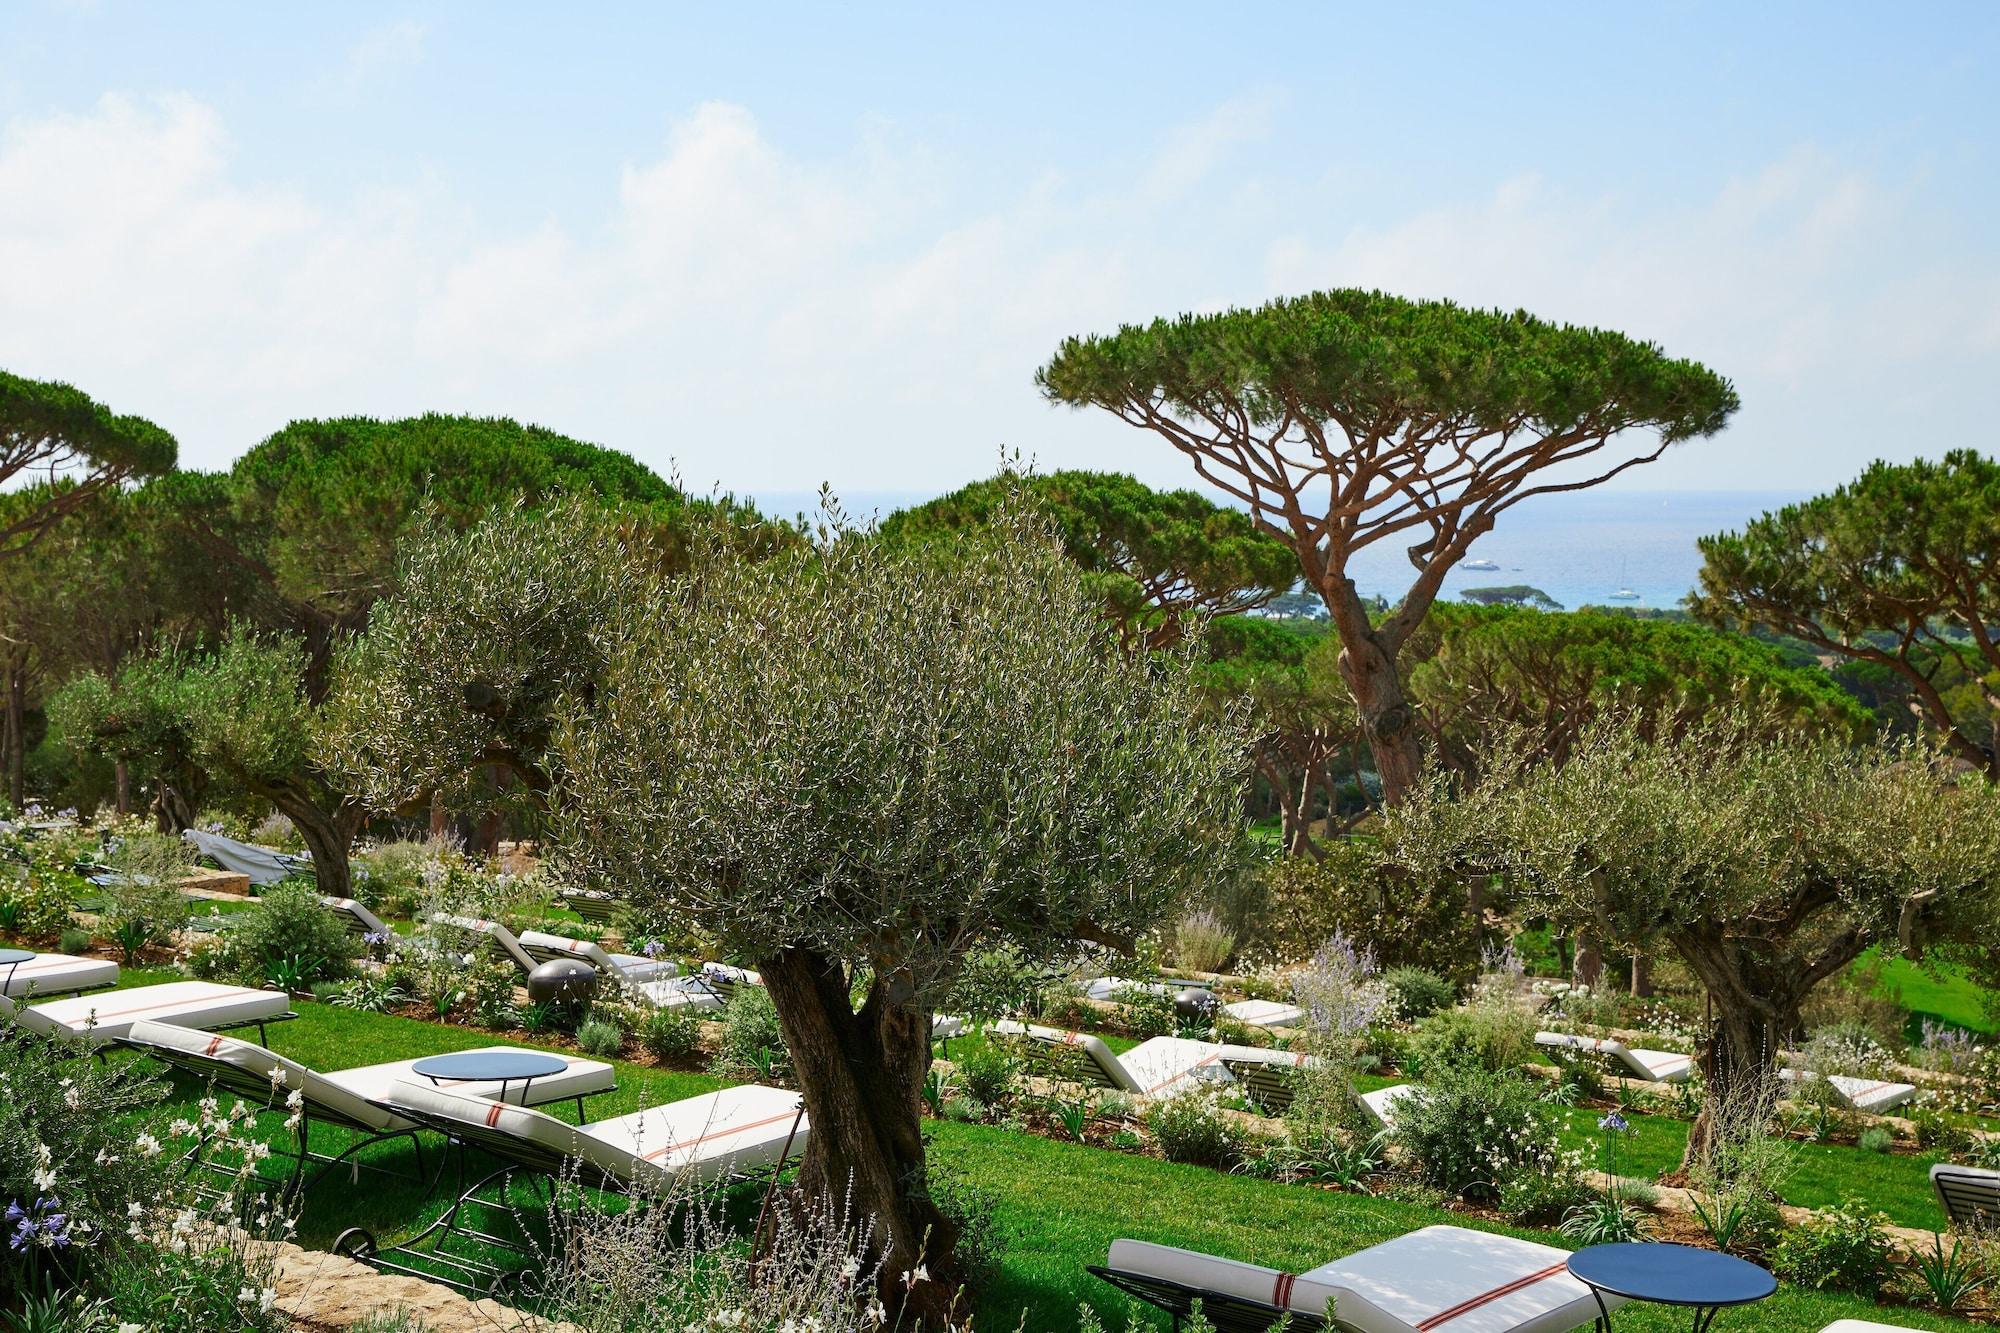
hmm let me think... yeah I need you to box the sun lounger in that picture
[322,896,395,941]
[1080,976,1214,1003]
[183,828,312,885]
[1817,1323,1924,1332]
[1216,1045,1413,1129]
[335,1078,808,1291]
[1535,1031,1693,1083]
[1222,998,1304,1028]
[555,888,627,924]
[0,951,117,998]
[122,1019,615,1190]
[1778,1068,1919,1114]
[428,912,540,976]
[1091,1224,1624,1333]
[517,930,677,985]
[1931,1162,2000,1232]
[1,980,291,1046]
[635,962,761,1011]
[991,1022,1229,1098]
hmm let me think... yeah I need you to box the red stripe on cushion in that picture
[1416,1260,1571,1330]
[1272,1271,1297,1309]
[640,1108,801,1162]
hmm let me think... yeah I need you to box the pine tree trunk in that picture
[1334,631,1423,805]
[114,760,131,817]
[1574,933,1603,989]
[3,670,22,810]
[759,947,961,1320]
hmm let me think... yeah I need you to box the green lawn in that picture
[1871,952,1998,1037]
[82,982,1979,1332]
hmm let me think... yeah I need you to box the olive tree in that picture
[1039,290,1739,800]
[1382,714,2000,1163]
[550,510,1243,1312]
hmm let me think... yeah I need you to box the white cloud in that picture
[341,19,428,86]
[0,92,1990,499]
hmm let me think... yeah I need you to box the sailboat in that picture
[1608,558,1639,601]
[1463,557,1499,571]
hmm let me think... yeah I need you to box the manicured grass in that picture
[94,993,1982,1331]
[1871,951,1998,1037]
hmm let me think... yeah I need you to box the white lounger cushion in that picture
[993,1023,1228,1098]
[1818,1324,1925,1332]
[1358,1084,1416,1133]
[1305,1224,1624,1333]
[1108,1226,1621,1333]
[1778,1069,1918,1114]
[931,1014,967,1041]
[385,1077,806,1190]
[1223,998,1305,1028]
[124,1021,615,1131]
[1122,1036,1230,1098]
[2,952,118,998]
[1082,976,1210,1002]
[1535,1031,1693,1083]
[4,981,287,1044]
[517,930,677,984]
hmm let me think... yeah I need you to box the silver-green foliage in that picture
[551,503,1244,999]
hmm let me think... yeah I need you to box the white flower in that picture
[839,1256,860,1281]
[32,1165,57,1192]
[259,1289,277,1313]
[135,1132,163,1158]
[128,1201,145,1218]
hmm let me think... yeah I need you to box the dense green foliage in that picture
[552,508,1244,1305]
[1697,449,2000,775]
[1040,289,1741,799]
[0,369,176,556]
[1382,713,2000,1163]
[880,470,1294,651]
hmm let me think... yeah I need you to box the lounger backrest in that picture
[1932,1162,2000,1231]
[558,890,626,923]
[0,992,62,1038]
[429,913,538,975]
[1218,1045,1314,1112]
[1101,1239,1373,1331]
[1,952,118,998]
[384,1077,596,1180]
[990,1021,1136,1092]
[518,930,619,974]
[124,1018,400,1132]
[321,896,391,940]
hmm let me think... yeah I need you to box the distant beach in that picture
[747,486,1809,613]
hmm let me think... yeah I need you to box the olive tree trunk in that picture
[759,946,960,1321]
[1671,921,1861,1168]
[262,784,364,901]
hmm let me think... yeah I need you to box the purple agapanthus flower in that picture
[642,940,665,960]
[6,1197,68,1251]
[1598,1112,1630,1135]
[362,930,391,947]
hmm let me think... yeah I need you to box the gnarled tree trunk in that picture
[759,946,960,1322]
[266,786,364,901]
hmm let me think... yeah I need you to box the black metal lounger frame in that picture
[1089,1265,1334,1333]
[122,1032,602,1200]
[331,1093,807,1297]
[1934,1165,2000,1231]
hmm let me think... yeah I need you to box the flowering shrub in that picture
[1402,1002,1533,1080]
[1147,1085,1248,1169]
[0,1015,172,1286]
[710,986,791,1082]
[1392,1067,1581,1202]
[197,884,360,990]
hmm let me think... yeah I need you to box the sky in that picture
[1,3,1995,505]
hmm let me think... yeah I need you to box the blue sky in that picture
[1,3,1994,503]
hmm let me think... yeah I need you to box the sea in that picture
[742,487,1809,615]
